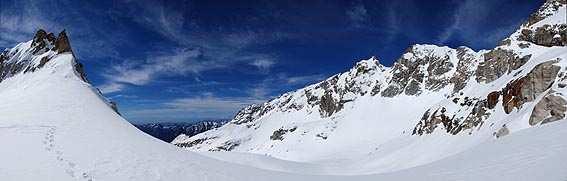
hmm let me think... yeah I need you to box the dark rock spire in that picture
[54,30,73,53]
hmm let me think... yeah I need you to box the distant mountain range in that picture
[134,120,229,142]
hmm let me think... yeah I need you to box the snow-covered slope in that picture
[1,0,566,180]
[3,29,563,181]
[173,0,567,175]
[0,29,295,180]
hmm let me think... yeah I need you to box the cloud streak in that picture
[95,0,285,93]
[436,0,473,44]
[0,0,60,47]
[436,0,522,46]
[124,72,325,121]
[250,59,276,73]
[347,3,369,28]
[126,95,265,121]
[104,49,203,85]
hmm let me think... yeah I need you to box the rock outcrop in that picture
[414,60,562,135]
[270,127,297,141]
[232,104,265,125]
[502,60,560,113]
[449,47,478,93]
[529,92,567,125]
[523,0,566,27]
[475,49,531,83]
[494,125,510,138]
[412,108,459,135]
[518,0,567,47]
[382,45,469,97]
[54,30,73,53]
[519,25,567,47]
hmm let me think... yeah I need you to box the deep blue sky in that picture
[0,0,544,123]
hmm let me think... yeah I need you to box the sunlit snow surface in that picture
[1,1,567,181]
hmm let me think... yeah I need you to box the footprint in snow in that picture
[42,126,94,180]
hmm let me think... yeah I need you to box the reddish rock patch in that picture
[487,91,501,109]
[501,78,526,114]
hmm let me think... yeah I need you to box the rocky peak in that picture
[522,0,566,27]
[30,29,74,55]
[381,44,475,97]
[227,56,389,125]
[354,56,382,75]
[412,0,567,137]
[31,29,56,55]
[54,30,73,53]
[517,0,566,47]
[32,29,56,45]
[450,47,479,92]
[0,29,85,83]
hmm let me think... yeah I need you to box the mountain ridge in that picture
[172,0,567,171]
[134,120,229,142]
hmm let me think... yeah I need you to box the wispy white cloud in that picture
[224,31,261,49]
[248,73,326,99]
[249,86,271,99]
[285,74,326,85]
[436,0,520,46]
[125,72,325,121]
[0,1,61,47]
[108,94,138,100]
[126,95,265,120]
[436,0,471,44]
[250,59,276,73]
[95,1,285,93]
[165,96,263,112]
[347,3,369,28]
[126,1,188,45]
[385,4,401,36]
[99,82,126,94]
[0,0,124,58]
[98,48,206,92]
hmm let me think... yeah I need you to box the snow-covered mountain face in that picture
[173,0,567,173]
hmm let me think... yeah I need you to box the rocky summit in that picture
[0,29,85,82]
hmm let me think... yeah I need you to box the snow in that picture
[204,120,567,180]
[530,2,566,29]
[0,48,299,180]
[1,61,566,180]
[1,1,567,180]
